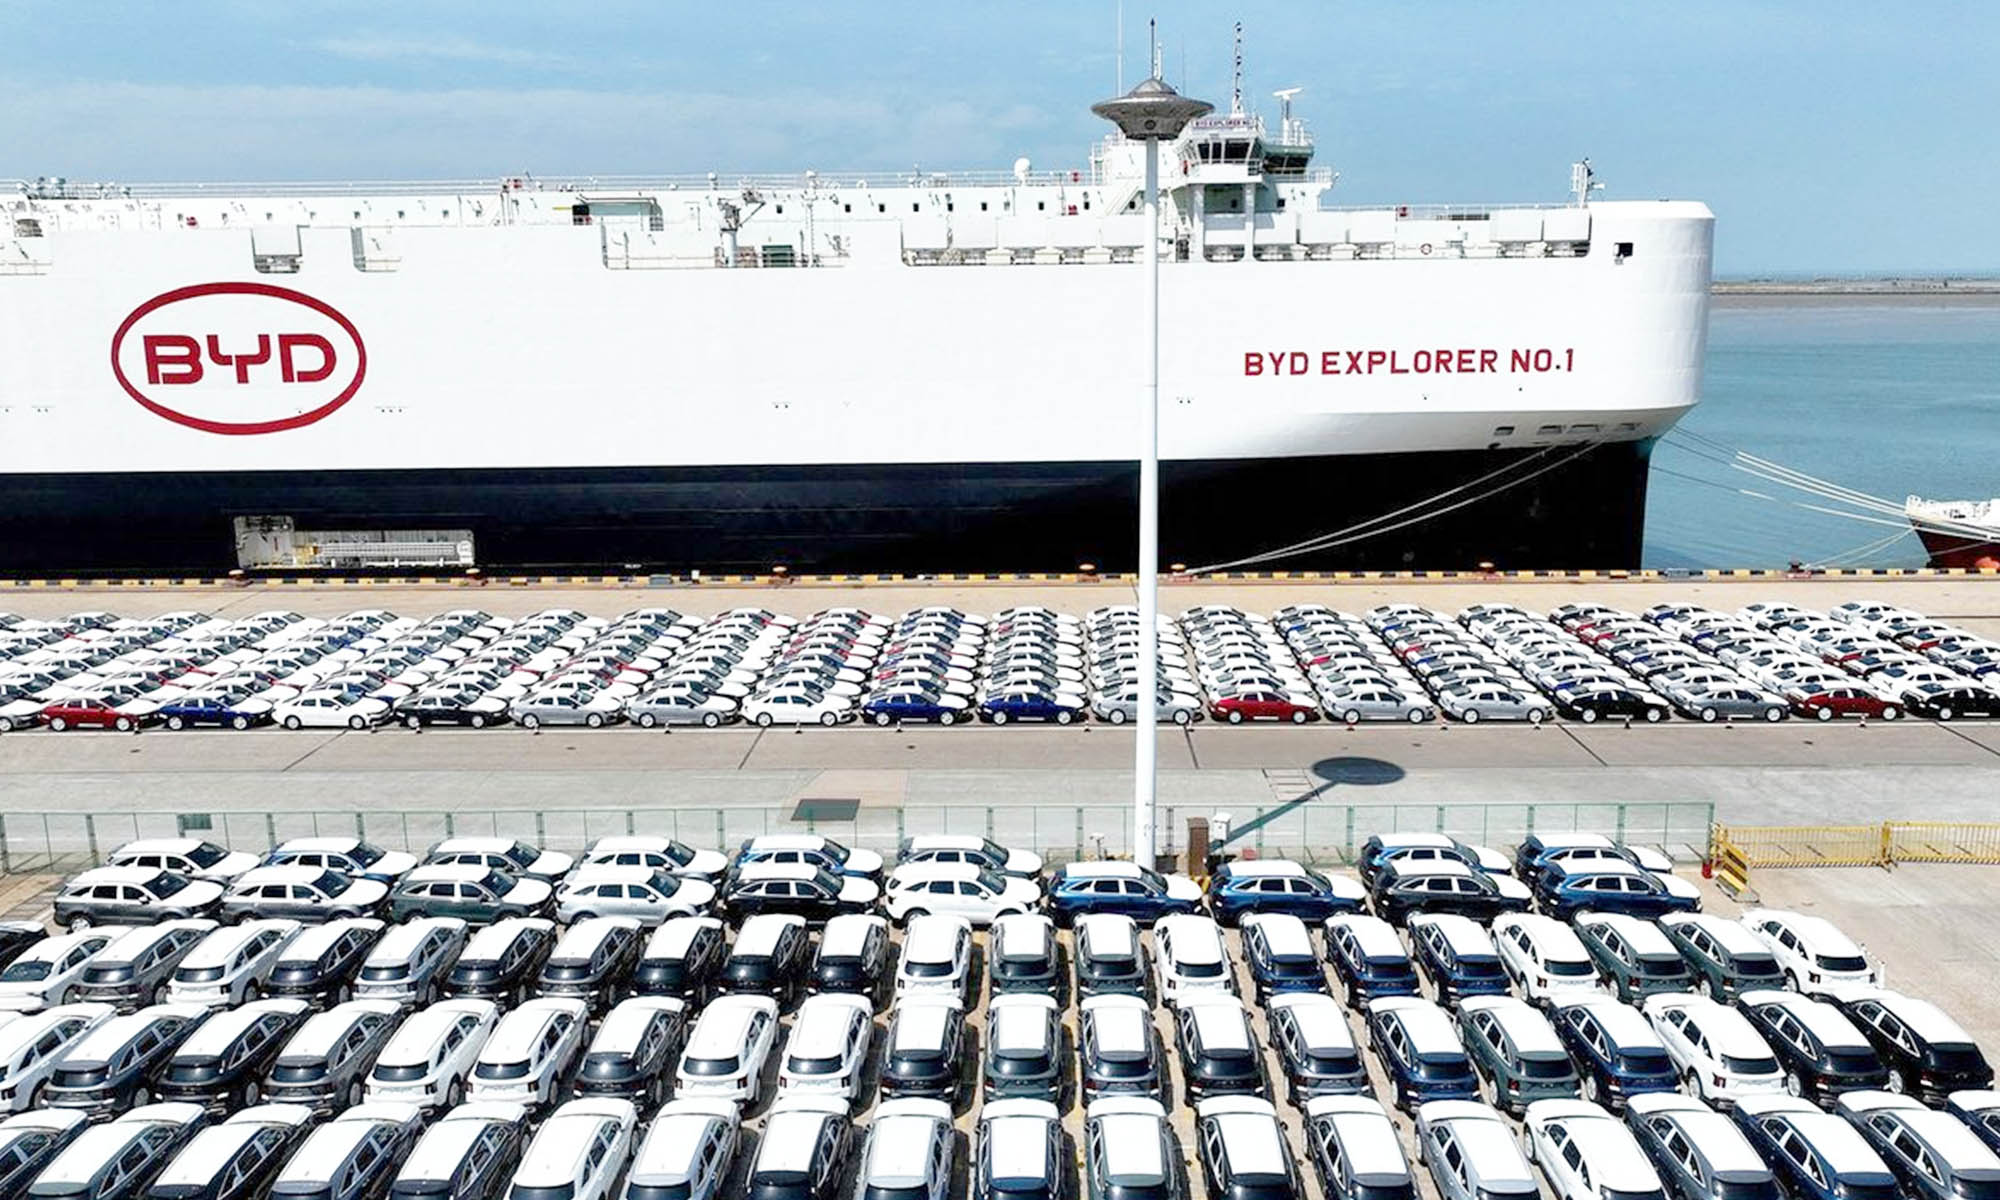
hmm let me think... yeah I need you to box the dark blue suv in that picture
[1324,915,1419,1011]
[1364,997,1480,1113]
[1534,862,1701,921]
[1407,914,1510,1007]
[1240,915,1327,1004]
[1206,861,1364,926]
[1551,997,1680,1111]
[1048,862,1202,927]
[1732,1096,1901,1200]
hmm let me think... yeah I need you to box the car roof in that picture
[819,914,885,957]
[369,919,460,963]
[1461,997,1564,1055]
[994,914,1051,957]
[1450,1116,1537,1185]
[892,862,986,884]
[989,996,1057,1053]
[1245,914,1315,957]
[868,1109,947,1185]
[276,837,363,852]
[983,1107,1055,1180]
[646,917,722,958]
[747,835,832,851]
[734,914,806,957]
[37,1122,155,1185]
[405,864,499,885]
[552,918,636,959]
[1414,914,1497,957]
[890,1001,958,1052]
[901,917,968,963]
[153,1122,268,1186]
[520,1109,625,1184]
[1376,1001,1461,1055]
[434,838,523,853]
[1557,1113,1662,1190]
[1744,992,1871,1049]
[792,994,869,1049]
[113,839,211,855]
[735,862,823,883]
[178,1000,306,1056]
[1878,991,1977,1044]
[1668,914,1770,955]
[1578,913,1679,956]
[279,918,381,960]
[1785,1110,1893,1176]
[484,1000,584,1060]
[590,999,683,1054]
[1083,998,1151,1053]
[70,865,168,886]
[1159,916,1224,963]
[687,995,775,1057]
[1185,1000,1253,1050]
[181,922,289,968]
[1567,999,1660,1047]
[1062,862,1141,880]
[1503,915,1591,959]
[633,1105,729,1180]
[1205,1106,1287,1175]
[1094,1111,1166,1181]
[237,866,333,888]
[1076,914,1137,955]
[463,918,552,959]
[401,1113,513,1182]
[378,1001,493,1064]
[1330,915,1406,959]
[1223,860,1309,880]
[285,1002,398,1057]
[1322,1105,1408,1178]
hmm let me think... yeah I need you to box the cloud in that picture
[317,34,566,67]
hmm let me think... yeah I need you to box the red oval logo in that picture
[110,282,368,435]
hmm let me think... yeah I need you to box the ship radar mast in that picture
[1570,158,1604,206]
[1273,87,1305,144]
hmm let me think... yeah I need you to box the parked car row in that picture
[1082,605,1207,725]
[1181,606,1323,723]
[1364,605,1555,723]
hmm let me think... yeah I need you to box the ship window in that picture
[1493,426,1516,437]
[1616,241,1634,258]
[878,204,886,213]
[980,201,988,212]
[776,205,784,214]
[1037,202,1046,211]
[844,204,851,213]
[1082,198,1090,210]
[912,203,920,212]
[1276,198,1286,211]
[946,203,953,212]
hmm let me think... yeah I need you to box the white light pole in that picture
[1093,75,1212,869]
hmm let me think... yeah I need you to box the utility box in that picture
[1186,816,1209,876]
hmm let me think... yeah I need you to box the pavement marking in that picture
[1557,724,1610,766]
[1934,722,2000,760]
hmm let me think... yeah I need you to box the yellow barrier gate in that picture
[1709,821,2000,899]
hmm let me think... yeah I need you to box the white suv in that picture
[894,916,973,1002]
[165,920,300,1008]
[1154,915,1234,1007]
[467,997,588,1110]
[882,863,1041,926]
[0,1003,115,1113]
[1643,994,1785,1104]
[777,992,873,1102]
[1523,1098,1667,1200]
[1740,909,1880,993]
[1494,915,1605,1006]
[859,1097,955,1200]
[0,930,126,1014]
[626,1097,740,1200]
[365,997,500,1111]
[507,1097,637,1200]
[676,993,780,1107]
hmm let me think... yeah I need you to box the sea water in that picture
[1645,297,2000,568]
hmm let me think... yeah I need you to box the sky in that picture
[3,0,1997,275]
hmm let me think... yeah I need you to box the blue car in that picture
[1047,861,1202,927]
[1732,1096,1901,1200]
[978,690,1086,725]
[860,691,970,726]
[1356,834,1507,891]
[1206,860,1366,926]
[1407,914,1511,1007]
[1551,997,1680,1112]
[1365,997,1481,1113]
[1535,861,1702,921]
[1240,914,1327,1004]
[1325,915,1420,1011]
[156,690,271,730]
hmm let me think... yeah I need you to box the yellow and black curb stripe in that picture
[2,565,1996,590]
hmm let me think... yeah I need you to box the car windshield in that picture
[1638,956,1691,979]
[1929,1045,1990,1073]
[317,871,353,897]
[1415,1054,1474,1081]
[350,844,385,867]
[474,1060,530,1080]
[1179,960,1225,979]
[1825,1049,1881,1075]
[906,960,958,979]
[143,874,190,898]
[684,1055,740,1076]
[665,841,696,866]
[1603,1191,1667,1200]
[480,870,513,893]
[787,1053,842,1075]
[504,844,539,869]
[1546,958,1596,978]
[1620,1049,1673,1074]
[1459,959,1506,979]
[188,844,229,868]
[1723,1054,1779,1075]
[1816,954,1869,973]
[1520,1055,1574,1080]
[819,840,851,865]
[1714,1180,1781,1200]
[0,959,51,982]
[1738,956,1785,980]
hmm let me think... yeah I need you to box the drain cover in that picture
[792,798,859,823]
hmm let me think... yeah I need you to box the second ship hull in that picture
[0,440,1650,575]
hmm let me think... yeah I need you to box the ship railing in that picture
[5,168,1119,200]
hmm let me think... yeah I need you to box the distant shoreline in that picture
[1713,277,2000,303]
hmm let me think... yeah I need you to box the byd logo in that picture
[110,282,367,435]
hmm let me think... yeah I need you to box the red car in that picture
[1211,691,1318,724]
[42,692,149,731]
[1788,686,1901,722]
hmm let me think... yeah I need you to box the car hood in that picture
[527,851,575,876]
[673,880,719,909]
[202,852,264,880]
[839,878,882,905]
[682,849,728,877]
[1004,849,1045,875]
[1163,876,1203,902]
[1651,873,1702,901]
[1002,878,1044,906]
[842,848,884,876]
[370,852,419,878]
[504,880,555,906]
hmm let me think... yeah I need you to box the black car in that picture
[981,995,1065,1103]
[42,1004,209,1120]
[1736,991,1890,1108]
[388,1105,527,1200]
[1832,990,1995,1104]
[73,923,214,1012]
[1370,864,1530,928]
[260,1000,401,1115]
[0,1112,88,1199]
[1553,687,1672,724]
[632,917,726,1005]
[534,918,643,1015]
[572,996,688,1109]
[1073,914,1150,998]
[263,919,385,1008]
[24,1105,208,1200]
[720,864,879,923]
[154,999,313,1113]
[878,997,967,1101]
[720,915,811,1008]
[138,1105,312,1200]
[0,922,44,972]
[746,1093,853,1200]
[810,914,892,1008]
[1898,683,2000,721]
[393,689,509,729]
[444,917,556,1005]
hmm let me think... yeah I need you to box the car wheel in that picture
[1055,710,1074,726]
[1409,708,1429,724]
[1226,709,1244,725]
[1700,707,1719,723]
[1815,706,1835,722]
[586,713,606,729]
[132,1086,151,1107]
[1938,706,1955,722]
[242,1080,262,1105]
[1528,709,1548,725]
[348,715,369,730]
[66,914,92,932]
[702,711,722,728]
[1886,1071,1906,1094]
[0,718,11,732]
[1462,708,1480,725]
[232,715,253,730]
[1684,1068,1702,1098]
[1765,707,1785,723]
[48,717,66,732]
[1645,707,1665,723]
[282,716,303,730]
[470,714,488,729]
[1580,708,1599,724]
[152,982,169,1005]
[1785,1070,1805,1098]
[348,1081,363,1108]
[1290,709,1310,725]
[992,711,1010,725]
[756,713,774,728]
[940,711,957,726]
[901,908,928,927]
[816,711,835,727]
[1882,706,1900,721]
[166,716,186,731]
[1583,1073,1601,1104]
[404,715,422,729]
[1174,709,1193,726]
[1108,709,1128,725]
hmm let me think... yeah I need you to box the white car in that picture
[1493,915,1606,1006]
[1154,915,1235,1007]
[1523,1098,1667,1200]
[104,839,260,882]
[508,1097,637,1200]
[272,688,393,730]
[365,997,499,1110]
[0,930,127,1013]
[898,835,1044,877]
[882,863,1042,926]
[1740,909,1881,992]
[741,691,855,727]
[575,836,728,880]
[776,992,874,1101]
[1644,994,1786,1104]
[554,867,716,925]
[468,997,589,1110]
[0,1003,116,1112]
[676,993,780,1107]
[165,920,300,1007]
[894,916,974,1001]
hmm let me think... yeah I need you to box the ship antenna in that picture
[1231,22,1243,117]
[1150,18,1160,79]
[1115,0,1123,93]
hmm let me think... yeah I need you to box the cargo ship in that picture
[1906,497,2000,569]
[0,85,1713,575]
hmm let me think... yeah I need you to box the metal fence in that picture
[1712,821,2000,877]
[0,800,1714,876]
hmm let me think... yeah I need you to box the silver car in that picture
[1090,687,1204,726]
[1435,687,1549,724]
[1669,687,1789,723]
[1319,686,1435,724]
[623,689,739,728]
[511,689,626,729]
